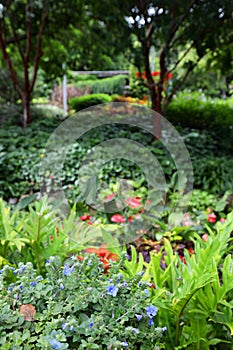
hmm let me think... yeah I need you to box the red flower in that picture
[80,214,91,221]
[125,197,142,209]
[188,248,195,255]
[84,246,118,273]
[104,193,116,201]
[202,233,209,242]
[167,72,173,80]
[179,255,186,264]
[77,255,83,261]
[151,71,160,77]
[128,215,133,223]
[49,235,53,241]
[207,213,217,223]
[111,214,126,223]
[220,218,226,223]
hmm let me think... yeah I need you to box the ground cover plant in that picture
[0,103,232,202]
[0,205,232,349]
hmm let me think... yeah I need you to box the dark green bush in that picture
[69,93,112,112]
[165,92,233,151]
[75,75,127,95]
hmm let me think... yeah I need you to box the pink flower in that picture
[207,213,217,223]
[182,213,192,226]
[110,214,126,223]
[206,207,212,213]
[105,193,116,201]
[80,214,91,221]
[220,218,226,223]
[202,233,209,242]
[125,197,142,209]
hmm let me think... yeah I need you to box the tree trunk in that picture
[22,94,31,129]
[144,44,161,139]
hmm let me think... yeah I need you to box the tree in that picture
[123,0,233,115]
[0,0,130,128]
[0,0,51,128]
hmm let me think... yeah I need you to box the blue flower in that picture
[30,281,36,287]
[63,264,74,276]
[135,314,142,321]
[146,305,158,318]
[120,342,128,347]
[50,338,62,349]
[132,328,139,334]
[62,323,68,330]
[106,284,118,297]
[121,281,128,287]
[70,325,74,331]
[59,283,65,290]
[89,322,94,328]
[162,326,167,332]
[18,265,26,273]
[8,286,13,291]
[148,319,154,326]
[144,289,149,296]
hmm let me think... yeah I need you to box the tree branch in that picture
[164,56,202,111]
[30,8,48,93]
[169,42,195,73]
[0,22,22,97]
[8,8,24,61]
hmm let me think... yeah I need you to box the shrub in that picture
[165,92,233,152]
[69,93,112,112]
[75,75,127,96]
[0,255,167,349]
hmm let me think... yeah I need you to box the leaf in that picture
[19,304,36,321]
[14,193,38,211]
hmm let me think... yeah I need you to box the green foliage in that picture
[0,197,103,274]
[69,94,112,112]
[120,212,233,349]
[193,157,233,195]
[165,92,233,152]
[68,73,98,83]
[0,112,232,200]
[0,255,167,349]
[74,75,127,96]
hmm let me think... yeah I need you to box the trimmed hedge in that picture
[69,93,112,112]
[165,92,233,151]
[75,75,127,95]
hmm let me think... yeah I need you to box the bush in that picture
[165,92,233,151]
[69,94,112,112]
[0,255,167,349]
[69,73,98,82]
[75,75,127,96]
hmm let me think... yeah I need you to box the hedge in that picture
[69,93,112,112]
[165,92,233,151]
[75,75,127,95]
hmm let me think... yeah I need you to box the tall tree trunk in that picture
[22,93,31,129]
[144,44,161,139]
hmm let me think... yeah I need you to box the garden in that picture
[0,1,233,349]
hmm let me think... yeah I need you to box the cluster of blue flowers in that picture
[63,264,74,277]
